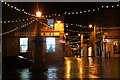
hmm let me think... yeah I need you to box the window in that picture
[46,37,56,52]
[113,40,120,54]
[20,38,28,53]
[47,19,54,28]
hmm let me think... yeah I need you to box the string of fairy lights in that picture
[0,19,35,36]
[65,23,120,29]
[3,2,61,18]
[0,17,34,24]
[64,3,120,15]
[2,2,120,36]
[4,2,119,18]
[4,2,36,17]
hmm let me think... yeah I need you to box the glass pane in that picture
[46,37,56,52]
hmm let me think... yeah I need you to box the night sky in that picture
[2,2,120,35]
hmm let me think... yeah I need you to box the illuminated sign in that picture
[14,32,60,37]
[47,19,54,28]
[54,22,64,31]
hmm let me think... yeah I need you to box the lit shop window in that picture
[46,37,56,52]
[20,38,28,53]
[113,40,120,54]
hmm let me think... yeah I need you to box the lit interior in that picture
[20,38,28,53]
[46,37,56,52]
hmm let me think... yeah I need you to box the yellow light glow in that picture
[11,6,13,8]
[68,13,70,15]
[84,11,86,13]
[104,33,108,35]
[72,12,74,14]
[88,10,90,12]
[8,21,10,23]
[102,6,104,8]
[80,11,82,13]
[65,12,67,14]
[22,9,24,11]
[36,11,42,17]
[117,4,119,6]
[106,6,108,8]
[14,7,16,9]
[66,33,68,36]
[93,9,95,11]
[4,21,6,23]
[7,4,10,6]
[97,8,100,10]
[4,2,7,4]
[78,33,81,36]
[76,12,78,14]
[58,14,60,16]
[57,21,61,24]
[89,24,92,28]
[112,5,114,8]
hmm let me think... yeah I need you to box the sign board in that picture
[14,32,60,37]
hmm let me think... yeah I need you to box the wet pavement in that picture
[2,56,120,80]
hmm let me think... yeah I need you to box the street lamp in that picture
[36,11,42,17]
[57,20,61,24]
[89,24,97,57]
[78,33,81,36]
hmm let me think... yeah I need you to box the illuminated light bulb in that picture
[112,5,114,8]
[8,21,10,23]
[72,12,74,14]
[46,15,47,17]
[80,11,82,13]
[97,8,100,10]
[22,9,24,11]
[76,12,78,14]
[88,10,90,12]
[16,20,18,22]
[68,13,70,15]
[106,6,108,8]
[0,21,2,23]
[4,21,6,23]
[23,19,25,21]
[4,2,7,4]
[76,24,78,26]
[84,11,86,13]
[14,7,16,9]
[49,15,51,17]
[11,6,13,8]
[65,12,67,14]
[58,14,60,16]
[102,6,104,8]
[1,0,3,2]
[26,19,28,20]
[93,9,95,11]
[55,14,56,16]
[78,33,81,36]
[117,4,119,6]
[7,4,10,6]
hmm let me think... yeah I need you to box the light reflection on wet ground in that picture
[3,57,120,80]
